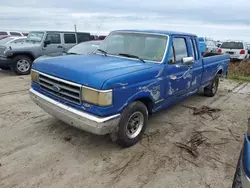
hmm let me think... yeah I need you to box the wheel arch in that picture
[12,52,35,61]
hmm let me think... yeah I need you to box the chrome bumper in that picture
[30,88,120,135]
[241,160,250,188]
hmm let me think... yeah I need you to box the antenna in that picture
[74,24,77,32]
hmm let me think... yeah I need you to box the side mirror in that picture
[248,50,250,55]
[43,40,50,47]
[182,57,194,66]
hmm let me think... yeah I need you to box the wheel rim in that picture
[212,78,218,93]
[126,112,144,139]
[16,59,30,72]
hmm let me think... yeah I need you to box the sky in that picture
[1,0,250,41]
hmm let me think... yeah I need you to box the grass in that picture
[228,60,250,82]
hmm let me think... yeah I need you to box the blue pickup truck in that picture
[30,30,230,147]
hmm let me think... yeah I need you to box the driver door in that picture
[165,37,194,98]
[42,33,64,55]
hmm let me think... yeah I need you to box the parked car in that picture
[0,36,26,45]
[0,31,24,36]
[232,118,250,188]
[30,30,230,147]
[199,37,218,55]
[218,41,250,60]
[0,31,91,74]
[38,40,101,59]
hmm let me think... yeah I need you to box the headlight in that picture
[31,70,39,83]
[81,86,112,106]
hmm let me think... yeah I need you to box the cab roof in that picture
[113,30,196,37]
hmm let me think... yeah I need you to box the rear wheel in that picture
[110,101,148,147]
[11,55,32,75]
[204,75,219,97]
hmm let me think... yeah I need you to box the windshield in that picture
[0,37,13,44]
[68,42,100,54]
[26,32,44,42]
[97,32,168,62]
[221,42,243,49]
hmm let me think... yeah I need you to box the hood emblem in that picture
[52,85,60,93]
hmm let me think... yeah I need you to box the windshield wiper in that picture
[118,53,145,63]
[96,49,107,56]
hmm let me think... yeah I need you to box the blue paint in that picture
[31,30,230,117]
[242,134,250,178]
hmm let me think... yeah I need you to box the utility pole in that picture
[74,24,77,32]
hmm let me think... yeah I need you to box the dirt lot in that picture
[0,70,250,188]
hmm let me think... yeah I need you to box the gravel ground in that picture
[0,70,250,188]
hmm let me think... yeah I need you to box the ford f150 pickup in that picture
[30,30,230,147]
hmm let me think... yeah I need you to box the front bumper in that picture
[30,88,121,135]
[241,161,250,188]
[241,134,250,187]
[0,56,12,67]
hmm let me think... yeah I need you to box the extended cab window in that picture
[189,39,195,57]
[46,33,61,44]
[193,39,199,60]
[64,34,76,44]
[173,38,188,63]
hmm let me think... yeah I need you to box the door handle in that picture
[170,66,193,80]
[175,64,193,69]
[57,45,63,48]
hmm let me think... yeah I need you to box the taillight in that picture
[218,48,222,54]
[240,50,245,54]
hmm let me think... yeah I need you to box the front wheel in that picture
[110,101,148,147]
[204,75,219,97]
[11,55,32,75]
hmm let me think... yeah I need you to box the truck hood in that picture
[33,54,154,89]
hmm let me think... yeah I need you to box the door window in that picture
[168,45,175,64]
[46,33,61,44]
[171,38,188,64]
[64,34,76,44]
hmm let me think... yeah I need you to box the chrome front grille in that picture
[39,73,81,104]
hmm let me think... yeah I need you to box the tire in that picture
[232,150,243,188]
[110,101,148,147]
[204,75,219,97]
[11,55,32,75]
